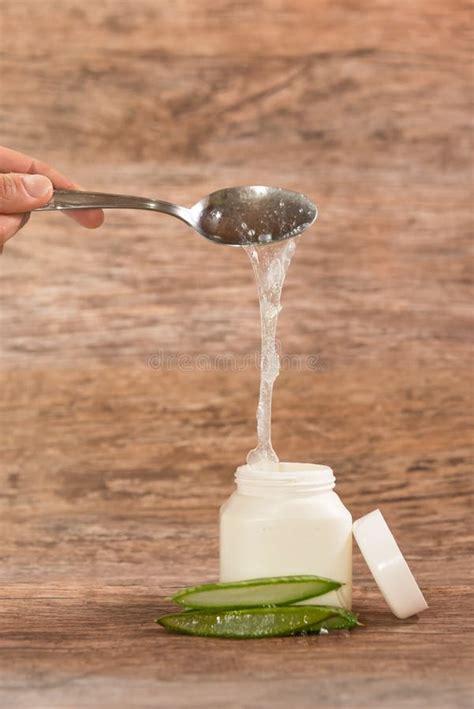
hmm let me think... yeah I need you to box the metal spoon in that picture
[36,185,317,246]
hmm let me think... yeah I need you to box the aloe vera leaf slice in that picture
[157,606,346,639]
[171,575,342,609]
[307,609,360,633]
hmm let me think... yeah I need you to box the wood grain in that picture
[0,1,472,707]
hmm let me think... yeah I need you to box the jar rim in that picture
[235,462,335,490]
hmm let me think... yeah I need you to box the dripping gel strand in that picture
[244,238,297,472]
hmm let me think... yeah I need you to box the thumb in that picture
[0,173,53,214]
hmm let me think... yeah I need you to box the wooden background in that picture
[0,1,472,707]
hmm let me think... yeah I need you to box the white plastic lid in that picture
[353,509,428,619]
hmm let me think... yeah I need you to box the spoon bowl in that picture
[190,186,317,246]
[36,185,317,246]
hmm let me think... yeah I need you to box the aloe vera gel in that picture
[220,463,353,608]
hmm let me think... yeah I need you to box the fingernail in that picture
[22,174,53,198]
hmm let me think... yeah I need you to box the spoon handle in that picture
[35,189,186,219]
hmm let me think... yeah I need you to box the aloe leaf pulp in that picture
[172,575,342,610]
[157,606,356,639]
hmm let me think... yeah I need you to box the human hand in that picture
[0,146,104,251]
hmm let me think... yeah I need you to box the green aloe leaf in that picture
[157,605,354,639]
[172,575,342,610]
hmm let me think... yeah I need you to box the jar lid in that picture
[352,509,428,619]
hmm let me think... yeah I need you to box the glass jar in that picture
[219,463,352,608]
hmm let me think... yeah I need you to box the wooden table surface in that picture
[0,1,472,707]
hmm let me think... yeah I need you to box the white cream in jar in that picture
[220,462,352,608]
